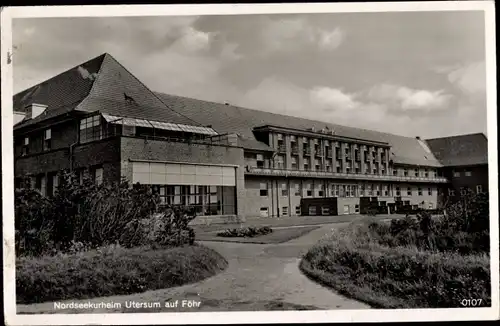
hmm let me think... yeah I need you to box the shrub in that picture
[217,226,273,238]
[16,244,228,304]
[15,171,197,256]
[120,206,196,248]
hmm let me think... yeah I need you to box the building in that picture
[12,53,489,221]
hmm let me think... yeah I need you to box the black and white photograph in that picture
[1,2,498,325]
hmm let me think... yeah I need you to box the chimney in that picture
[13,111,26,125]
[25,103,48,120]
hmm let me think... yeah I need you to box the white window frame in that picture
[476,185,483,193]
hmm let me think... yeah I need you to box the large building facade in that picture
[13,54,489,221]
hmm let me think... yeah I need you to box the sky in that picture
[12,10,488,138]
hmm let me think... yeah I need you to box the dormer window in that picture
[43,129,52,151]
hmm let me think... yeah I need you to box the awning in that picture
[102,113,218,136]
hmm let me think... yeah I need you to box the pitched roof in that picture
[425,133,488,167]
[154,92,443,167]
[13,53,106,128]
[14,53,201,130]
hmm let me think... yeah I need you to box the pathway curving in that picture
[17,223,370,314]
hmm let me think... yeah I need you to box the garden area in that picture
[300,190,491,308]
[195,225,320,244]
[15,172,228,304]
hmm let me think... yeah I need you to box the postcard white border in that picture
[2,1,498,325]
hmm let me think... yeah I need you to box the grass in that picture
[16,244,228,304]
[196,226,320,244]
[300,218,491,308]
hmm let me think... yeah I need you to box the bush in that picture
[16,244,228,304]
[15,171,197,256]
[217,226,273,238]
[301,192,491,308]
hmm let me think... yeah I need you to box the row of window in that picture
[259,182,437,198]
[452,170,473,177]
[21,128,52,156]
[255,154,438,178]
[448,185,484,196]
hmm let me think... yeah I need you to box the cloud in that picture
[261,18,345,54]
[310,86,358,110]
[171,26,214,54]
[366,84,452,110]
[446,61,486,95]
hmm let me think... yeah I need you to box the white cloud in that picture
[317,28,345,51]
[446,61,486,95]
[366,84,452,110]
[261,18,344,53]
[172,27,214,54]
[310,86,358,110]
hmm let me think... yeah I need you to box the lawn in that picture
[196,226,320,244]
[17,244,228,304]
[300,216,491,308]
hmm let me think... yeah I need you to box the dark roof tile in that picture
[425,133,488,167]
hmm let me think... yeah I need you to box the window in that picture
[321,206,330,215]
[414,169,419,177]
[428,187,432,195]
[282,206,288,216]
[359,185,365,197]
[453,170,460,177]
[460,187,467,196]
[334,184,339,197]
[295,206,301,215]
[352,185,358,197]
[404,169,408,177]
[318,184,324,197]
[43,129,52,151]
[314,159,321,171]
[367,184,373,196]
[396,187,401,196]
[276,155,285,169]
[383,185,389,197]
[52,174,59,195]
[407,187,412,196]
[355,204,360,213]
[424,169,429,178]
[305,184,312,197]
[465,170,472,177]
[448,189,455,196]
[260,207,269,218]
[304,160,310,171]
[428,203,433,209]
[375,184,380,196]
[256,154,264,168]
[393,169,398,176]
[22,136,29,156]
[308,206,317,215]
[291,157,298,170]
[281,183,288,196]
[476,185,483,193]
[80,115,102,143]
[294,183,301,196]
[418,187,423,196]
[260,182,268,197]
[345,185,351,197]
[340,185,345,197]
[94,167,103,185]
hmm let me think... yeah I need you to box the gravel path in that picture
[17,223,370,314]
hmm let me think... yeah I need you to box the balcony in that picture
[326,149,333,158]
[277,144,286,153]
[291,145,299,155]
[315,149,324,157]
[245,167,449,183]
[303,148,311,156]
